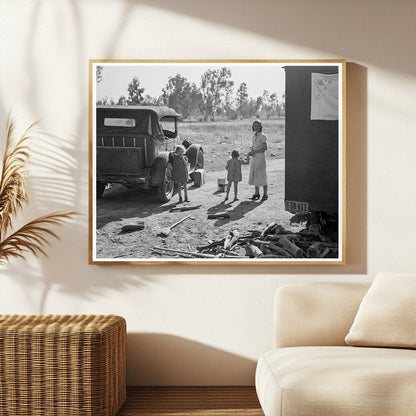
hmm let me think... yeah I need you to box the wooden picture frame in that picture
[89,59,346,265]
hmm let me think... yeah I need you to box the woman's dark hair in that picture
[231,149,239,158]
[252,120,263,132]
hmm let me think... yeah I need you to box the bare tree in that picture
[127,77,145,105]
[200,67,234,121]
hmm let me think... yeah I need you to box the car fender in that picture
[150,151,170,185]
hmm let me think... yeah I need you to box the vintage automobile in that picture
[95,105,204,202]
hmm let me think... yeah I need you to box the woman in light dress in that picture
[248,120,268,201]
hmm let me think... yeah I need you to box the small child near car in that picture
[225,149,249,202]
[170,145,189,203]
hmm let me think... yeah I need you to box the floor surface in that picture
[116,386,264,416]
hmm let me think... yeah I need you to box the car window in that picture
[160,117,176,137]
[98,111,162,136]
[104,118,135,127]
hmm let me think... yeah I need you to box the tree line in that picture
[96,66,285,121]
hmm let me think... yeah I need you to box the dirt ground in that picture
[95,157,306,260]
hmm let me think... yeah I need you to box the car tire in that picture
[157,162,174,202]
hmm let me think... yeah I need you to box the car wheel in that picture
[97,182,106,198]
[157,162,174,202]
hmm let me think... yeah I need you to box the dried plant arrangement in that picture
[0,116,78,264]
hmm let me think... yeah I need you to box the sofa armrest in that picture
[273,282,370,348]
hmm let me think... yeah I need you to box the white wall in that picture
[0,0,415,385]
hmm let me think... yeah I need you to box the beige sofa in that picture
[255,282,416,416]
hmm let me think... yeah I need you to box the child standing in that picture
[225,149,249,202]
[170,145,189,203]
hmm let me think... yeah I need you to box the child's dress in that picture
[226,158,243,182]
[170,153,189,184]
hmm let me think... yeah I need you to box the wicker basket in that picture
[0,314,126,416]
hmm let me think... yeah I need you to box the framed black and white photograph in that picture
[89,59,345,265]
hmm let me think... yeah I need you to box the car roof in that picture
[96,105,181,119]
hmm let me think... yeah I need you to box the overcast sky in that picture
[95,62,286,102]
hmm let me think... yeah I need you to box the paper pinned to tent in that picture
[311,73,338,120]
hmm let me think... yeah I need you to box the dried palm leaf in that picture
[0,212,78,264]
[0,116,37,239]
[0,115,79,264]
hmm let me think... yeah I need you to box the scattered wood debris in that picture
[207,212,231,219]
[169,204,202,212]
[149,216,338,259]
[152,246,216,258]
[224,230,239,250]
[193,222,338,259]
[245,243,263,258]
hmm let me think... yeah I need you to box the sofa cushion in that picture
[345,272,416,348]
[274,282,370,348]
[256,346,416,416]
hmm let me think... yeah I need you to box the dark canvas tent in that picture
[284,65,339,215]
